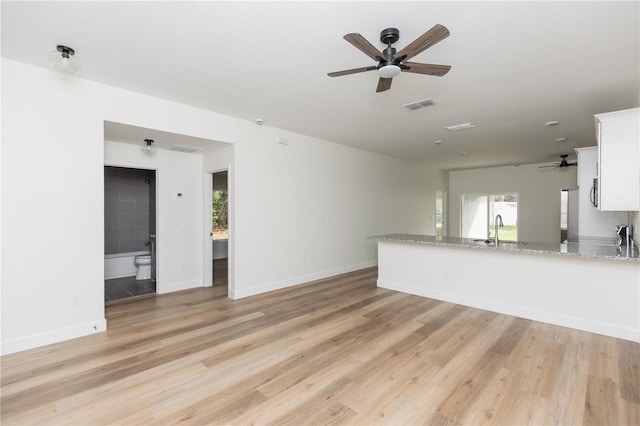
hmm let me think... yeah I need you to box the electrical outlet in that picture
[71,296,80,306]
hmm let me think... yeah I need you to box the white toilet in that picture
[134,253,152,280]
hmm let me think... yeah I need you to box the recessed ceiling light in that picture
[545,120,560,127]
[433,140,444,145]
[555,137,568,142]
[460,151,469,156]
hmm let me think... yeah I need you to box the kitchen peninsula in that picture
[370,234,640,342]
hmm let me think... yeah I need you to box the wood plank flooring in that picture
[1,267,639,425]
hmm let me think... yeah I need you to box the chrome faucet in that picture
[494,214,504,245]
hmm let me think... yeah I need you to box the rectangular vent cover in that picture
[403,98,436,110]
[445,122,475,131]
[168,145,202,153]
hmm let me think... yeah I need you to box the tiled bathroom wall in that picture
[104,166,155,254]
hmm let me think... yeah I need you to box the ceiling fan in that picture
[328,25,452,92]
[538,155,578,169]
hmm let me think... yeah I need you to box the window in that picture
[461,193,518,241]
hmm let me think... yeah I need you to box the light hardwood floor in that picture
[1,266,638,425]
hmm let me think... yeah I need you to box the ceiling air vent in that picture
[445,122,475,131]
[402,98,436,111]
[168,145,202,153]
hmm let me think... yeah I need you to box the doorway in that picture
[104,166,157,302]
[435,190,446,238]
[211,171,228,289]
[561,188,579,243]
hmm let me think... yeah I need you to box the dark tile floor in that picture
[105,276,155,302]
[105,259,228,304]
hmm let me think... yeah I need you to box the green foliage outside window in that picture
[212,190,228,239]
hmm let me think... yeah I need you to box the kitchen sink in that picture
[472,239,529,245]
[473,239,493,244]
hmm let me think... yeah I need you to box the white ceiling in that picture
[2,1,639,170]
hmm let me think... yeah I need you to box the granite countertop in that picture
[369,234,640,263]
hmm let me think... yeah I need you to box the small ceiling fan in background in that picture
[538,155,578,169]
[328,25,452,92]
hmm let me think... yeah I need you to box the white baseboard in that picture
[0,318,108,356]
[230,261,377,300]
[378,279,640,343]
[158,279,203,294]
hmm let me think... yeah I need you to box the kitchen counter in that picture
[369,234,639,262]
[371,233,640,342]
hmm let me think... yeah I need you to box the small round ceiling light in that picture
[255,118,264,125]
[433,140,444,145]
[555,137,569,142]
[141,139,157,155]
[48,45,81,73]
[544,120,560,127]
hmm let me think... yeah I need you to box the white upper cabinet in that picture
[594,107,640,211]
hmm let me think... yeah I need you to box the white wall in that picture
[2,62,107,354]
[104,141,204,293]
[1,59,440,354]
[204,124,445,298]
[449,163,577,244]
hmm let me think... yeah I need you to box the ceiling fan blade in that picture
[402,62,451,76]
[327,66,377,77]
[376,78,392,92]
[538,164,559,168]
[395,24,450,62]
[343,33,384,61]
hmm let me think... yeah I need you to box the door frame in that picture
[103,162,161,293]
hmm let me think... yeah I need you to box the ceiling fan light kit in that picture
[377,64,401,78]
[328,24,452,92]
[48,45,81,73]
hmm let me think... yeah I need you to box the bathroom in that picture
[104,166,156,302]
